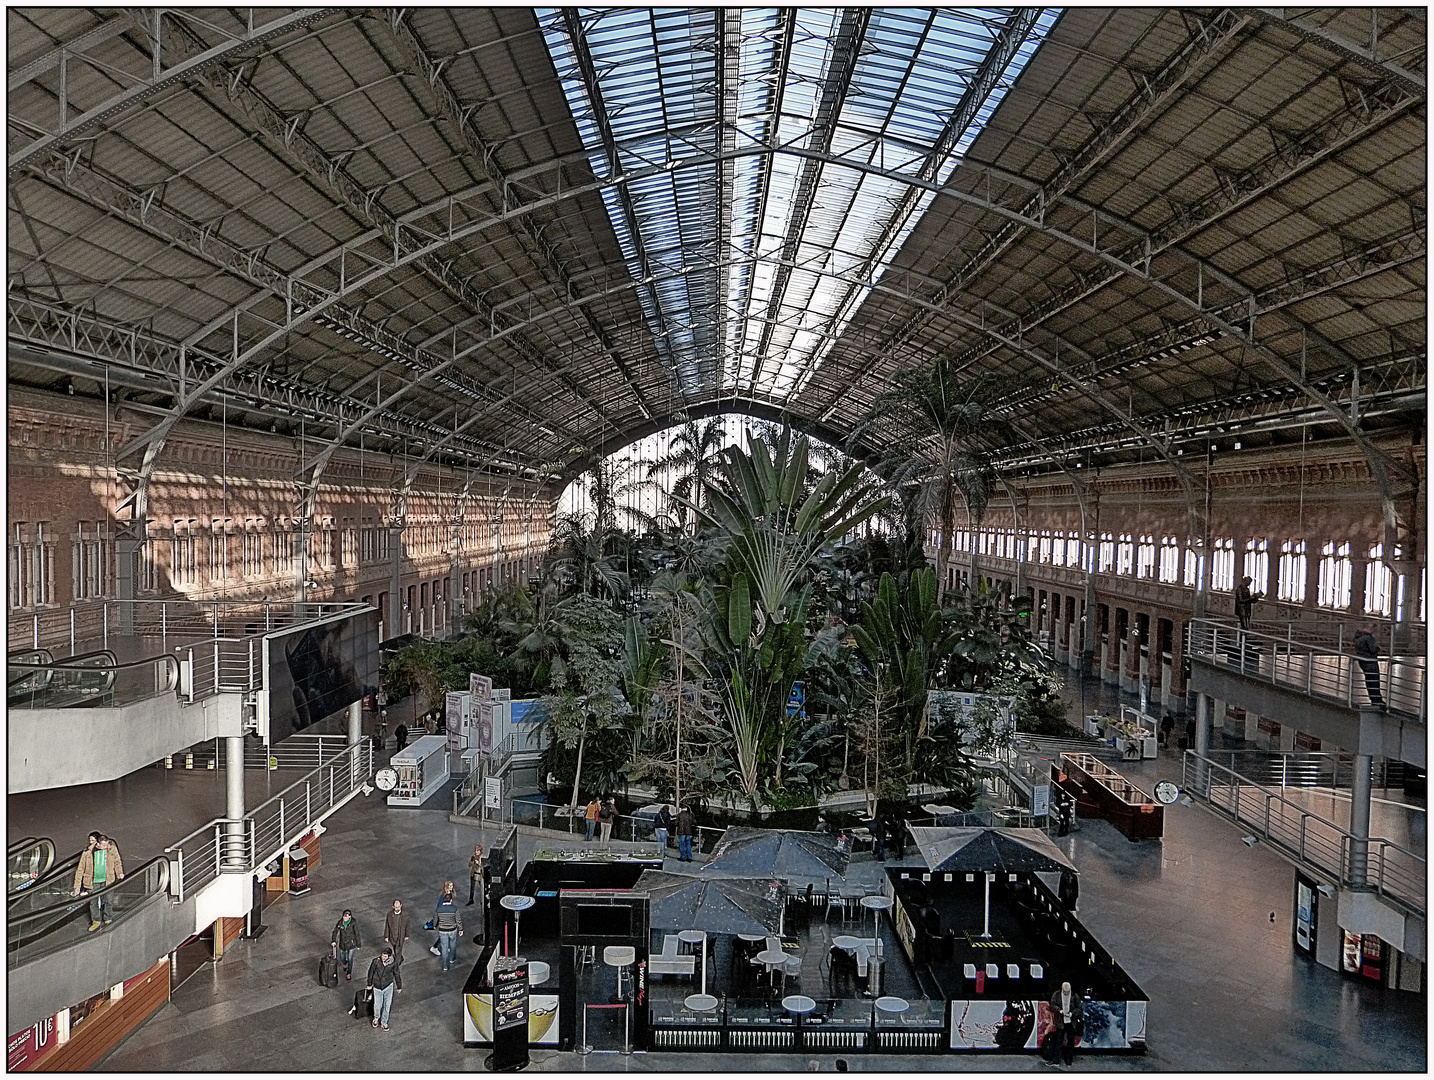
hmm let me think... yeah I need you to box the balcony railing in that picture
[1182,753,1424,917]
[165,741,373,901]
[1187,618,1425,720]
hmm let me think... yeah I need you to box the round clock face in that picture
[1154,780,1180,805]
[374,767,398,792]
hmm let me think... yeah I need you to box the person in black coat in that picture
[1353,626,1385,706]
[331,909,362,980]
[395,723,409,752]
[366,945,402,1030]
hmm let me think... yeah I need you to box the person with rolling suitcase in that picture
[331,909,362,981]
[366,945,402,1030]
[318,942,339,988]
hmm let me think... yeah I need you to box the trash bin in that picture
[867,953,885,997]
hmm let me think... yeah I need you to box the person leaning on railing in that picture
[1353,626,1386,707]
[71,834,124,931]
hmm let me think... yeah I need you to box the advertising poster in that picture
[950,999,1039,1049]
[1081,1000,1128,1049]
[1124,1000,1147,1047]
[470,673,493,700]
[463,993,560,1045]
[477,701,495,755]
[494,964,529,1031]
[1294,876,1317,955]
[446,692,468,754]
[6,1015,56,1071]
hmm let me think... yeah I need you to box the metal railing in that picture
[9,599,372,655]
[1182,753,1424,917]
[7,651,179,709]
[165,741,373,901]
[176,734,357,770]
[7,856,170,968]
[505,798,726,853]
[1200,751,1410,794]
[1187,618,1425,720]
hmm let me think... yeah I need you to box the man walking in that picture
[1353,625,1386,706]
[383,898,411,963]
[654,805,672,855]
[675,805,696,862]
[366,945,402,1030]
[434,882,463,972]
[71,834,124,930]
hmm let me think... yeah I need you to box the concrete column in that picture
[348,699,362,747]
[1211,697,1226,735]
[1194,693,1211,792]
[1119,639,1133,692]
[1244,710,1260,743]
[1347,753,1373,887]
[1278,723,1296,753]
[1160,659,1173,711]
[224,735,246,868]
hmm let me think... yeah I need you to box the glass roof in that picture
[539,7,1059,405]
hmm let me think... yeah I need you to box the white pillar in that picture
[1194,693,1211,792]
[1348,753,1373,887]
[224,735,246,867]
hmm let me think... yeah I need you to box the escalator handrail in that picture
[8,648,125,672]
[7,652,180,699]
[6,837,56,896]
[7,850,88,916]
[7,855,170,937]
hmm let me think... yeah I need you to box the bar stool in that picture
[604,944,636,1000]
[576,944,596,971]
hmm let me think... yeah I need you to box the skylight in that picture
[539,7,1060,405]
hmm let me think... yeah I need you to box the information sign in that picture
[485,775,503,811]
[1032,784,1051,818]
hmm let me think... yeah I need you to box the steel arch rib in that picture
[106,131,1417,489]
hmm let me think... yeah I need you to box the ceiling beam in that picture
[7,8,338,173]
[1251,9,1425,95]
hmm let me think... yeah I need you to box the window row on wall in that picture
[933,528,1420,618]
[8,516,545,609]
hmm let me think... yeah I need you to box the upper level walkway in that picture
[7,599,374,791]
[1187,617,1426,768]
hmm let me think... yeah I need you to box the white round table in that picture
[754,948,787,986]
[684,992,718,1013]
[860,894,893,941]
[604,944,636,999]
[499,894,535,957]
[832,934,861,951]
[738,933,765,942]
[783,994,817,1015]
[875,995,909,1022]
[527,959,550,986]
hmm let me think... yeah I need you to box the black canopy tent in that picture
[701,827,850,885]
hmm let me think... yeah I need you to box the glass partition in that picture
[8,856,169,968]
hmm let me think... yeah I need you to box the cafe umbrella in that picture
[700,827,850,885]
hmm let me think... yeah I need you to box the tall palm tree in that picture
[646,417,728,533]
[848,360,1017,591]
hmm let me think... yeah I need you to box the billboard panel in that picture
[265,610,378,742]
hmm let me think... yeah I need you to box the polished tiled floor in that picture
[95,735,1425,1071]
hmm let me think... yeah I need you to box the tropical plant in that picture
[848,361,1018,590]
[538,592,627,808]
[645,416,728,533]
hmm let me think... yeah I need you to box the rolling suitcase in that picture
[318,945,339,988]
[350,987,373,1020]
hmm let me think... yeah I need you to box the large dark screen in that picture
[267,611,378,741]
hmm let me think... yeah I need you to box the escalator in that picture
[7,837,56,895]
[7,855,170,968]
[7,649,119,709]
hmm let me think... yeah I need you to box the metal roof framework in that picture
[6,6,1425,542]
